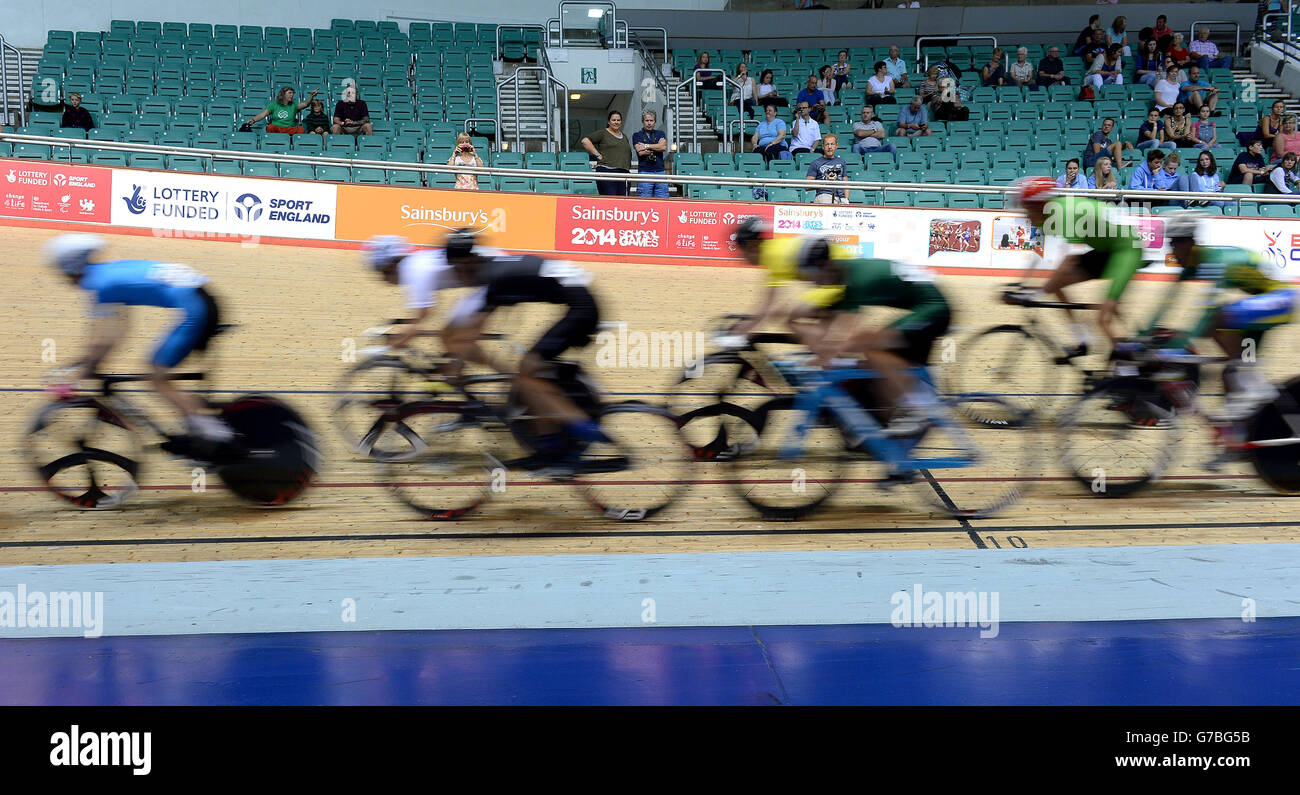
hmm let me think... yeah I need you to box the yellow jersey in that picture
[757,236,853,308]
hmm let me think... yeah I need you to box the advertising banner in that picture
[0,159,110,223]
[334,185,555,250]
[772,204,879,258]
[555,196,774,258]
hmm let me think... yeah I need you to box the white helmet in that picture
[46,233,106,278]
[1163,210,1202,243]
[362,235,412,270]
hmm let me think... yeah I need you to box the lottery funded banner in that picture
[0,159,110,223]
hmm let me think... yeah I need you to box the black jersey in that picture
[476,255,593,308]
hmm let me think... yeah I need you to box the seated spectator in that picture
[796,75,828,122]
[1089,156,1119,190]
[1135,107,1177,151]
[928,75,970,122]
[447,133,483,190]
[1086,44,1124,91]
[633,110,668,198]
[894,94,931,137]
[832,50,853,92]
[816,64,838,106]
[1228,138,1269,186]
[1129,148,1166,190]
[752,102,792,161]
[244,86,316,136]
[1190,27,1233,70]
[693,51,723,93]
[731,62,757,119]
[1056,158,1087,189]
[1273,115,1300,163]
[1134,38,1166,86]
[1108,15,1132,57]
[883,45,911,88]
[756,69,788,108]
[1178,65,1219,115]
[1083,116,1132,169]
[1186,150,1229,208]
[980,47,1006,87]
[580,110,633,196]
[332,85,372,136]
[1266,151,1300,194]
[1152,14,1173,50]
[1073,15,1103,58]
[1008,48,1034,88]
[788,100,822,156]
[1153,151,1188,203]
[1166,34,1196,72]
[806,133,849,204]
[302,98,331,141]
[60,92,94,131]
[1164,103,1198,147]
[1153,65,1182,113]
[1242,99,1287,149]
[1036,46,1069,88]
[864,61,898,105]
[1080,29,1108,68]
[1191,104,1218,149]
[851,104,898,164]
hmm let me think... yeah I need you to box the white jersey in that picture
[397,246,503,310]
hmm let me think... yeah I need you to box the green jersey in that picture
[1045,194,1145,301]
[803,258,948,315]
[265,101,299,127]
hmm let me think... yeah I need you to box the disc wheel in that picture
[1247,375,1300,494]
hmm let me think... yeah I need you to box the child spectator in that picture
[1191,104,1218,149]
[832,50,853,93]
[60,92,94,131]
[302,98,331,141]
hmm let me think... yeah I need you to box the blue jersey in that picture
[79,260,209,317]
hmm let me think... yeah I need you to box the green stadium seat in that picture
[168,156,206,173]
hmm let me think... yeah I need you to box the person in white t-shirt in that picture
[1153,64,1182,113]
[788,100,822,155]
[865,61,898,105]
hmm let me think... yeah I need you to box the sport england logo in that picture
[53,174,67,186]
[233,193,263,222]
[122,185,146,215]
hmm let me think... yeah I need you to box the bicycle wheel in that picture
[216,395,321,507]
[727,395,851,521]
[383,402,501,519]
[668,352,767,460]
[26,398,142,509]
[944,324,1062,423]
[334,354,430,462]
[1247,375,1300,494]
[572,402,694,521]
[1056,379,1180,497]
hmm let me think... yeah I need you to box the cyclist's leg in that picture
[1213,290,1296,413]
[150,287,228,441]
[849,304,950,419]
[514,288,605,441]
[1044,250,1105,347]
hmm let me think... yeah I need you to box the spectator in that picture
[1266,151,1300,194]
[332,85,372,136]
[752,102,791,162]
[1190,27,1233,70]
[302,98,331,141]
[788,99,822,156]
[1089,156,1119,190]
[1273,114,1300,163]
[1164,103,1198,147]
[731,62,757,119]
[851,104,898,164]
[832,50,854,92]
[1153,64,1182,113]
[1080,29,1108,68]
[1136,107,1177,152]
[244,86,317,136]
[1228,138,1269,186]
[864,61,898,105]
[817,64,838,106]
[1186,150,1229,208]
[447,133,483,190]
[1108,16,1131,57]
[928,74,970,122]
[806,133,849,204]
[1056,158,1088,188]
[1178,65,1219,115]
[1084,116,1132,169]
[796,74,828,122]
[1191,104,1218,149]
[1154,151,1188,203]
[1073,14,1103,57]
[1008,48,1034,88]
[60,92,94,131]
[693,51,723,93]
[632,110,668,198]
[1152,14,1173,50]
[1086,44,1124,91]
[756,69,788,108]
[981,47,1006,87]
[1036,45,1069,88]
[894,94,931,137]
[1134,37,1166,86]
[1166,34,1196,72]
[1243,99,1288,149]
[1130,148,1166,189]
[580,110,633,196]
[883,45,911,88]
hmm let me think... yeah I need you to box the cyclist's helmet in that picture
[363,235,411,271]
[1013,176,1057,208]
[46,233,107,279]
[444,228,480,261]
[1164,210,1201,243]
[798,237,833,272]
[733,216,770,247]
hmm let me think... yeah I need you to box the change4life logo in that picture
[233,193,264,222]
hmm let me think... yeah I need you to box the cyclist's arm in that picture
[77,305,127,379]
[733,284,781,336]
[1141,281,1184,335]
[387,305,431,350]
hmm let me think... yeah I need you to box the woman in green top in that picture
[302,98,331,142]
[244,86,318,136]
[580,110,634,196]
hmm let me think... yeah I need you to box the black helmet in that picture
[799,238,832,271]
[444,228,479,261]
[734,216,769,246]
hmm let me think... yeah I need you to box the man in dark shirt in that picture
[1228,138,1269,186]
[1080,28,1107,68]
[332,84,373,136]
[1035,46,1070,89]
[796,74,827,123]
[632,110,668,198]
[805,133,849,204]
[60,92,94,131]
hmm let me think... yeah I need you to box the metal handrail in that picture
[615,20,628,49]
[1189,20,1242,59]
[558,1,616,49]
[546,18,560,47]
[498,65,563,153]
[0,34,25,128]
[916,35,1001,73]
[494,24,548,62]
[728,117,759,155]
[628,27,669,64]
[463,117,496,137]
[672,68,740,154]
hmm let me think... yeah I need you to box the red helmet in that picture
[1014,176,1057,207]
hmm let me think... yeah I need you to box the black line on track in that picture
[920,469,986,548]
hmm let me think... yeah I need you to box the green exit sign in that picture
[581,67,598,84]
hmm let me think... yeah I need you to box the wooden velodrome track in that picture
[2,224,1298,565]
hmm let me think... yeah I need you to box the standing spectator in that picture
[816,65,838,106]
[1086,44,1124,92]
[851,104,898,164]
[447,133,483,190]
[1228,138,1269,186]
[1108,16,1131,57]
[1134,37,1166,86]
[1187,150,1229,208]
[788,99,822,157]
[981,47,1006,87]
[1152,14,1173,50]
[1153,65,1182,113]
[332,85,372,136]
[805,133,849,204]
[1164,103,1198,147]
[1136,107,1177,151]
[1089,156,1119,190]
[1273,115,1300,163]
[1130,148,1166,189]
[632,110,668,198]
[1008,48,1035,88]
[756,69,787,108]
[832,50,854,93]
[884,45,911,88]
[1084,117,1132,169]
[1073,14,1103,58]
[244,86,317,136]
[1166,34,1196,72]
[1178,65,1220,115]
[1036,45,1069,88]
[796,74,828,122]
[1266,151,1300,194]
[580,110,633,196]
[1190,27,1233,70]
[1080,29,1108,68]
[752,102,791,162]
[693,51,723,93]
[1056,158,1087,188]
[1154,151,1188,203]
[894,94,931,137]
[731,62,757,119]
[302,98,331,141]
[60,92,94,131]
[864,61,898,105]
[1191,104,1218,149]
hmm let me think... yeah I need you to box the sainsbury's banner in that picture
[0,159,110,223]
[555,196,774,257]
[109,169,337,240]
[334,184,555,250]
